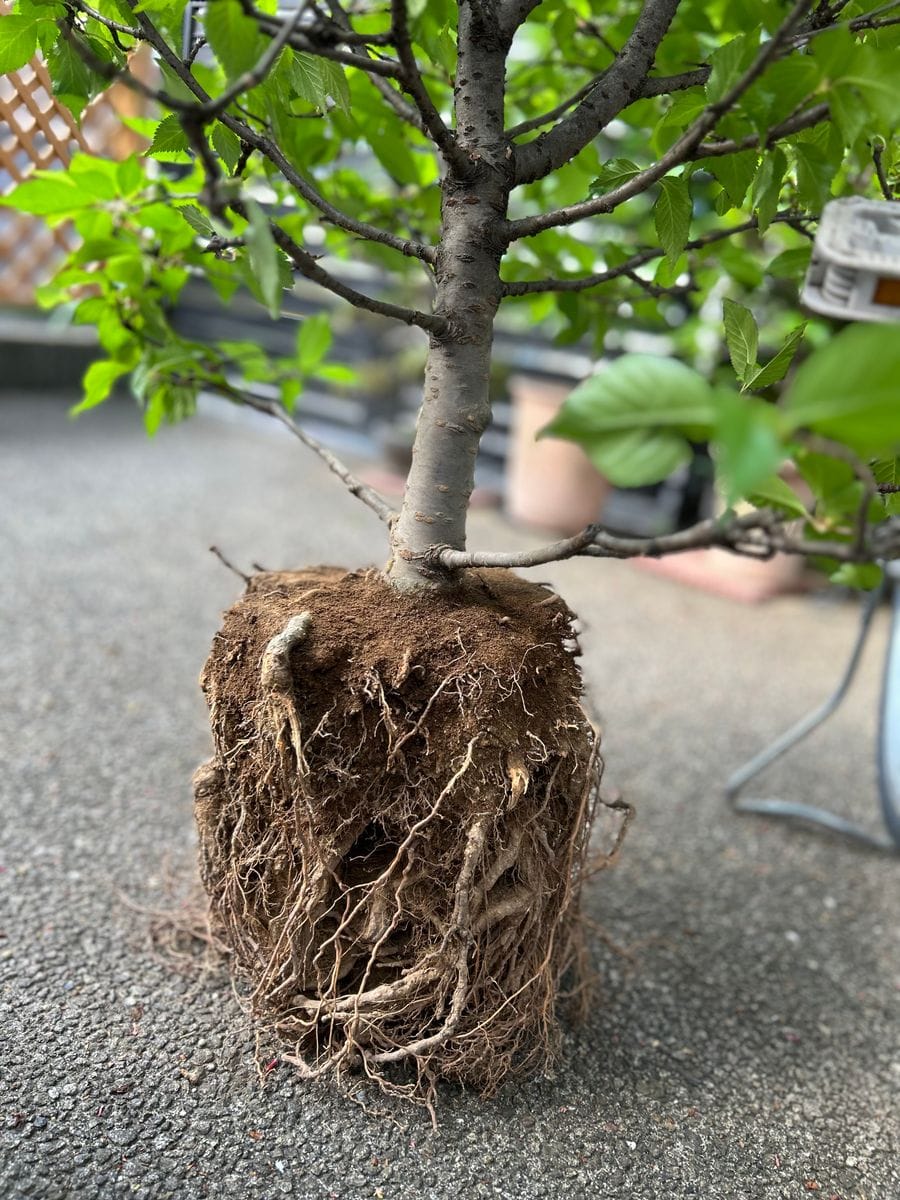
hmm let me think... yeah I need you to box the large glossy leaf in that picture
[784,326,900,452]
[581,428,692,487]
[542,355,717,487]
[0,14,37,73]
[713,391,783,505]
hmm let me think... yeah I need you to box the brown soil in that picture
[194,566,616,1104]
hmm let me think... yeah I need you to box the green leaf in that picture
[70,359,131,415]
[830,84,868,147]
[588,158,641,196]
[0,14,37,74]
[793,142,833,209]
[830,563,883,590]
[713,391,784,506]
[290,51,322,104]
[545,356,717,438]
[751,148,787,232]
[367,119,419,183]
[542,355,716,487]
[0,170,88,217]
[148,114,188,156]
[784,324,900,452]
[873,457,900,489]
[204,0,265,77]
[178,205,215,237]
[707,150,758,208]
[583,428,692,487]
[296,313,332,374]
[46,35,108,119]
[722,298,758,384]
[794,448,858,520]
[750,57,821,130]
[318,59,351,114]
[765,247,810,280]
[706,33,757,105]
[115,155,145,197]
[748,475,809,519]
[654,175,692,264]
[243,199,282,319]
[744,323,805,391]
[211,122,242,173]
[144,388,166,436]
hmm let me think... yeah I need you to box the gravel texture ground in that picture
[2,395,898,1200]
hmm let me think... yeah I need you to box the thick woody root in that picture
[194,566,619,1103]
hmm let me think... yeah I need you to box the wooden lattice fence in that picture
[0,40,148,305]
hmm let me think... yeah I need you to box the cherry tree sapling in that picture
[3,0,900,1102]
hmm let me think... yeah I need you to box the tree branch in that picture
[217,385,396,525]
[792,0,900,40]
[501,211,813,296]
[507,75,607,140]
[199,3,309,120]
[513,0,682,185]
[692,101,829,160]
[507,66,711,141]
[309,0,427,131]
[497,0,545,38]
[266,219,447,334]
[71,0,140,38]
[502,218,752,295]
[428,509,900,572]
[240,2,404,77]
[506,0,815,240]
[390,0,470,173]
[120,2,437,265]
[639,66,710,98]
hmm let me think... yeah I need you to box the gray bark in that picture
[388,5,513,588]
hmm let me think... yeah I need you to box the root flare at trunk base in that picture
[194,566,618,1102]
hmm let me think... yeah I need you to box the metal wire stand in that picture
[726,563,900,852]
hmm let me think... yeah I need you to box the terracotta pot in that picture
[633,547,807,603]
[633,464,810,603]
[505,374,610,535]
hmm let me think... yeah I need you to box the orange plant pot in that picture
[505,374,611,535]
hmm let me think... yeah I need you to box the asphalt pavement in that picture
[2,394,898,1199]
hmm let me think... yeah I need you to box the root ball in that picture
[195,566,606,1100]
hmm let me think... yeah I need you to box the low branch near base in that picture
[429,510,900,573]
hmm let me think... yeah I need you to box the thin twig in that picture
[501,213,803,296]
[223,386,396,525]
[239,0,404,77]
[390,0,470,174]
[872,139,893,200]
[209,545,252,583]
[265,218,446,334]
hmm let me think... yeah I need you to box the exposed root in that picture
[194,566,618,1103]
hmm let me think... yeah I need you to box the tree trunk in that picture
[388,9,512,589]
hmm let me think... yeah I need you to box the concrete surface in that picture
[1,395,898,1200]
